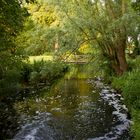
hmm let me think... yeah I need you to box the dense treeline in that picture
[52,0,140,75]
[0,0,67,97]
[0,0,27,96]
[0,0,140,139]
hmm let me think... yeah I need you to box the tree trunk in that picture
[116,47,128,75]
[111,62,122,75]
[113,37,128,75]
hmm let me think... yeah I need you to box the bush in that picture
[0,59,68,100]
[20,62,33,83]
[21,60,68,87]
[112,58,140,109]
[112,56,140,140]
[131,109,140,140]
[0,68,21,96]
[122,70,140,109]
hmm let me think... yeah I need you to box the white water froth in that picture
[13,112,55,140]
[14,79,131,140]
[88,79,131,140]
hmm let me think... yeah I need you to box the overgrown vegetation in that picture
[49,0,140,75]
[0,60,68,97]
[1,0,140,139]
[21,60,68,87]
[0,0,68,98]
[111,56,140,139]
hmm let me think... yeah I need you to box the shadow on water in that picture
[0,98,20,140]
[0,64,131,140]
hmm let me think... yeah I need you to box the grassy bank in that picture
[111,56,140,140]
[0,58,68,139]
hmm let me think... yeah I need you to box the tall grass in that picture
[112,56,140,139]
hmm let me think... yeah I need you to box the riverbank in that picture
[13,64,131,140]
[0,64,131,140]
[111,56,140,140]
[0,60,68,140]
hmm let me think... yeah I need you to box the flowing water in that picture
[1,64,131,140]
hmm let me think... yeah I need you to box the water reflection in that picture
[13,64,130,140]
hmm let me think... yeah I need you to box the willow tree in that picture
[50,0,139,75]
[98,0,129,75]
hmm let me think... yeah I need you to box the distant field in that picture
[28,55,92,63]
[29,55,53,63]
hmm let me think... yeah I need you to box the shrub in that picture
[20,60,68,87]
[20,62,32,83]
[112,57,140,109]
[131,109,140,140]
[122,70,140,109]
[112,56,140,140]
[0,68,21,96]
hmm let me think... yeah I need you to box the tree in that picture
[16,0,60,55]
[131,0,140,56]
[0,0,33,95]
[49,0,139,75]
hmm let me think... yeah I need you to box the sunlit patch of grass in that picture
[29,55,53,63]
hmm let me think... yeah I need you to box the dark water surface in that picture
[1,65,131,140]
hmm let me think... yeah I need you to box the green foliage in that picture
[16,0,140,74]
[16,0,59,55]
[112,60,140,109]
[112,56,140,140]
[21,60,68,87]
[132,0,140,14]
[0,67,21,96]
[0,0,26,43]
[20,62,33,83]
[49,0,140,74]
[0,0,34,96]
[131,109,140,140]
[121,71,140,108]
[27,2,56,26]
[99,55,115,78]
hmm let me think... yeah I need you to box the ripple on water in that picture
[90,79,131,140]
[13,78,131,140]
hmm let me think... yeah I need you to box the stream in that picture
[1,64,131,140]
